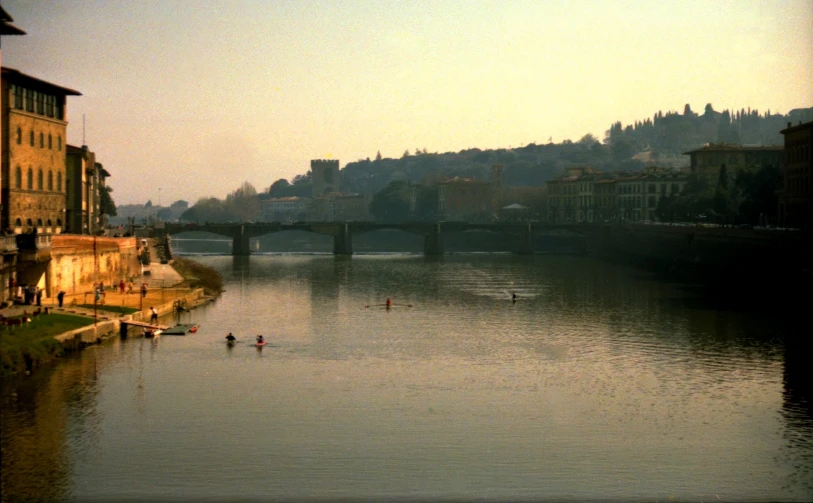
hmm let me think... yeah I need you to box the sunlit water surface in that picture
[2,254,811,502]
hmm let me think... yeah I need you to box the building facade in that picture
[779,121,812,228]
[65,145,110,234]
[260,196,310,221]
[1,67,80,234]
[437,165,502,221]
[684,144,783,181]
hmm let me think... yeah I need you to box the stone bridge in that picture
[161,221,600,256]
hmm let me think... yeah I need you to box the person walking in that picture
[150,307,158,324]
[141,283,148,298]
[119,279,126,294]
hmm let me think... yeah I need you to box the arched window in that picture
[39,132,44,148]
[47,219,53,226]
[56,218,62,227]
[57,172,63,191]
[29,130,34,146]
[15,218,22,227]
[48,171,54,191]
[26,218,33,227]
[48,134,52,149]
[37,170,44,190]
[57,135,62,151]
[27,168,33,190]
[15,167,22,189]
[16,127,21,144]
[37,218,43,227]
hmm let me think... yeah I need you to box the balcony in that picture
[15,233,52,262]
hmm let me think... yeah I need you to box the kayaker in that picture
[225,333,236,342]
[256,335,264,344]
[386,298,392,308]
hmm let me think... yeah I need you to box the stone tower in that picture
[311,159,339,198]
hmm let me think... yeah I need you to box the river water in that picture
[2,254,811,502]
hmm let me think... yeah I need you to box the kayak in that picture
[255,341,267,347]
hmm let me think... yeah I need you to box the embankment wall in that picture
[40,236,140,297]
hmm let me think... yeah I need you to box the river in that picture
[2,253,811,502]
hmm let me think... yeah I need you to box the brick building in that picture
[1,67,80,233]
[779,121,812,228]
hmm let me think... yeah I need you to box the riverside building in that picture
[1,67,81,234]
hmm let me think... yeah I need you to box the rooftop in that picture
[683,143,782,154]
[2,67,81,96]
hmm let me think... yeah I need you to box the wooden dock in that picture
[121,320,170,330]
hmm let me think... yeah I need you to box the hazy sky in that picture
[3,0,812,205]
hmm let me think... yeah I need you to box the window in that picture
[26,219,33,227]
[16,128,21,144]
[48,171,54,191]
[37,219,43,227]
[35,91,44,114]
[57,219,62,227]
[40,133,44,148]
[15,167,22,189]
[48,134,52,149]
[13,85,23,109]
[46,95,55,117]
[37,170,44,190]
[27,168,33,189]
[15,218,22,227]
[25,89,34,112]
[58,135,62,151]
[47,219,53,226]
[29,130,34,146]
[57,172,62,191]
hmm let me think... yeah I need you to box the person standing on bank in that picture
[57,290,66,308]
[141,283,148,298]
[150,307,158,324]
[35,288,42,307]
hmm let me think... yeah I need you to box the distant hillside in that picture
[333,104,812,192]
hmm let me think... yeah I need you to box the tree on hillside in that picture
[268,178,291,197]
[182,197,229,223]
[225,182,260,222]
[375,151,382,162]
[369,181,411,222]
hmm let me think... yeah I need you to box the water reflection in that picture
[1,352,102,503]
[2,254,811,501]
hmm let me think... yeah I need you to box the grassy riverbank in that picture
[171,257,224,296]
[0,313,95,376]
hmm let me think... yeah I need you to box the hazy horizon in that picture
[3,0,812,205]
